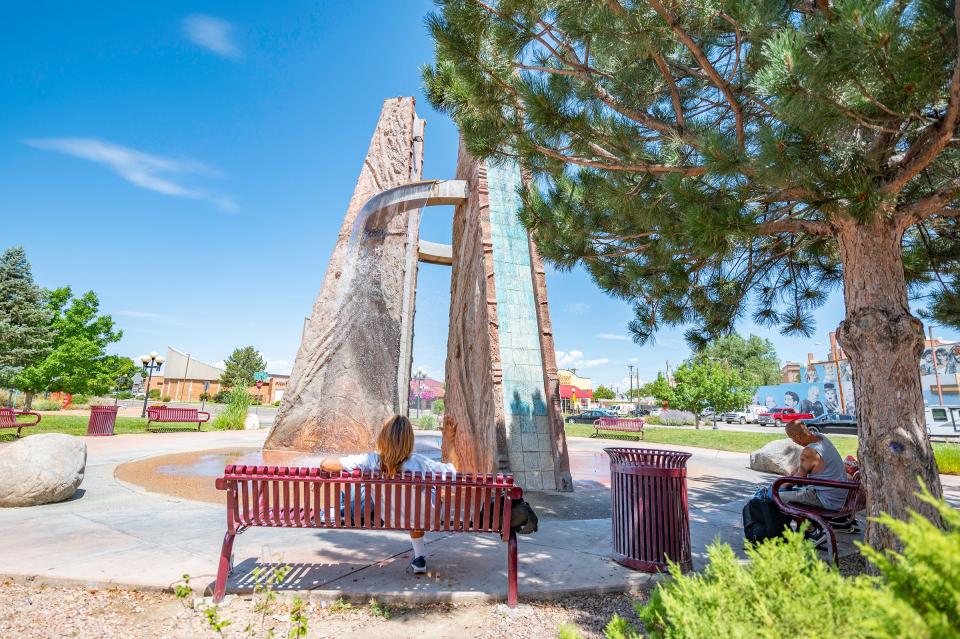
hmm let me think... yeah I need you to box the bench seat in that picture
[146,406,210,431]
[772,475,866,564]
[0,407,41,437]
[214,465,523,606]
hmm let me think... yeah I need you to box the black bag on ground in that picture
[742,497,790,543]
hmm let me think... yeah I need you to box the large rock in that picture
[749,438,803,475]
[0,434,86,506]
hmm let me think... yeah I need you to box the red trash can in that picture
[605,447,693,572]
[87,405,119,436]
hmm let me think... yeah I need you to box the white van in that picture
[925,405,960,438]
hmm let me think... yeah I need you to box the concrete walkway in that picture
[0,429,955,604]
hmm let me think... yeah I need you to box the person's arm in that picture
[779,448,820,491]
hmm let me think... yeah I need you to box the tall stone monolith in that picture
[265,97,424,453]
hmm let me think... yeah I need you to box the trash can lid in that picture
[603,447,692,468]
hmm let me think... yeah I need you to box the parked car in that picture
[806,412,857,434]
[925,405,960,438]
[565,409,613,424]
[629,407,650,417]
[723,409,753,424]
[757,407,813,427]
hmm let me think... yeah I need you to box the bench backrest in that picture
[148,406,199,420]
[0,408,15,425]
[596,417,643,427]
[216,465,522,541]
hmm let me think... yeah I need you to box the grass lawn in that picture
[565,423,960,475]
[7,414,155,437]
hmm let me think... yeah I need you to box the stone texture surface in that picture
[0,434,86,506]
[266,97,424,453]
[749,438,803,475]
[443,145,572,490]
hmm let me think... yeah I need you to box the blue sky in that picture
[3,1,956,392]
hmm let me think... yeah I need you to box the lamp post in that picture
[139,351,165,418]
[413,368,426,418]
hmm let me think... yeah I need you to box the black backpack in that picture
[742,497,790,543]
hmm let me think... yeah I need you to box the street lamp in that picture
[139,351,165,418]
[412,368,426,418]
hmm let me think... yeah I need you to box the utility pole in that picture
[628,365,634,412]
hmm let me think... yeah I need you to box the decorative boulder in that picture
[244,413,261,430]
[0,434,86,507]
[749,438,803,476]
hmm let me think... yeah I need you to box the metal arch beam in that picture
[362,179,468,232]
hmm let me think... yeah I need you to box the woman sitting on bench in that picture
[319,414,456,575]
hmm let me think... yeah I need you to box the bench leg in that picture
[213,532,236,603]
[507,530,518,608]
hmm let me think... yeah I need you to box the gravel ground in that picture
[0,580,647,639]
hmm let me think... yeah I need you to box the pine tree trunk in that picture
[835,217,944,553]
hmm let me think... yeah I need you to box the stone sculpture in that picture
[0,434,86,507]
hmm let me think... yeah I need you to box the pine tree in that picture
[424,0,960,551]
[0,246,52,390]
[220,346,265,389]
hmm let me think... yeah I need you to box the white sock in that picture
[411,536,425,559]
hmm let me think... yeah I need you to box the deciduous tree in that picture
[594,384,616,399]
[692,334,782,386]
[424,0,958,551]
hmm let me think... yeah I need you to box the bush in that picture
[212,390,229,404]
[645,415,662,425]
[148,389,160,400]
[431,398,444,415]
[569,490,959,639]
[659,409,696,426]
[199,392,210,402]
[412,414,438,430]
[115,391,132,400]
[32,399,62,411]
[160,395,171,403]
[213,386,252,431]
[273,400,281,407]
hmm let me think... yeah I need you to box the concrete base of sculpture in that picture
[0,434,86,507]
[749,439,802,476]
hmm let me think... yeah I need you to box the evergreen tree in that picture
[0,247,52,389]
[691,334,782,386]
[424,0,960,550]
[15,288,122,402]
[220,346,265,389]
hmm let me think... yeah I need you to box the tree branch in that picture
[882,0,960,194]
[896,179,960,231]
[756,217,832,236]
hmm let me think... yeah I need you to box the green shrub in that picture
[213,386,252,430]
[644,415,662,425]
[212,390,229,404]
[32,399,62,411]
[859,487,960,637]
[273,400,281,407]
[115,391,132,400]
[412,414,438,430]
[161,395,171,403]
[148,389,160,400]
[431,398,444,414]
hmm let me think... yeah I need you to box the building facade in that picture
[558,369,593,412]
[144,347,288,404]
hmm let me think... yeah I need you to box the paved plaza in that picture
[1,430,957,604]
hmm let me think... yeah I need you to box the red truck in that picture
[757,407,813,427]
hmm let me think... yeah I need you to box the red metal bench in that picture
[213,465,523,606]
[593,417,644,439]
[145,405,209,431]
[0,407,41,437]
[771,475,866,564]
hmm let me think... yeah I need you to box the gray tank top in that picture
[807,435,847,510]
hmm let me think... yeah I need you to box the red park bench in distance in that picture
[0,407,41,438]
[213,465,524,607]
[593,416,645,440]
[145,405,210,432]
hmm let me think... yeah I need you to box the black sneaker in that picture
[830,516,861,534]
[410,556,427,574]
[805,527,828,549]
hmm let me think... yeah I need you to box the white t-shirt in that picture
[339,452,456,477]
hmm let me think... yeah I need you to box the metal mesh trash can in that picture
[87,405,119,436]
[605,447,693,572]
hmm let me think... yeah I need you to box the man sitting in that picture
[776,421,860,544]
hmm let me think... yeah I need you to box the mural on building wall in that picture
[756,342,960,415]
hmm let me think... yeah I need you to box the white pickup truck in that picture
[722,406,765,424]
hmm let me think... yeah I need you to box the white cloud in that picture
[566,302,589,315]
[23,137,237,211]
[183,14,241,59]
[556,350,610,369]
[266,359,291,375]
[595,333,630,341]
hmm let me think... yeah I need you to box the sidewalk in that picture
[1,430,941,603]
